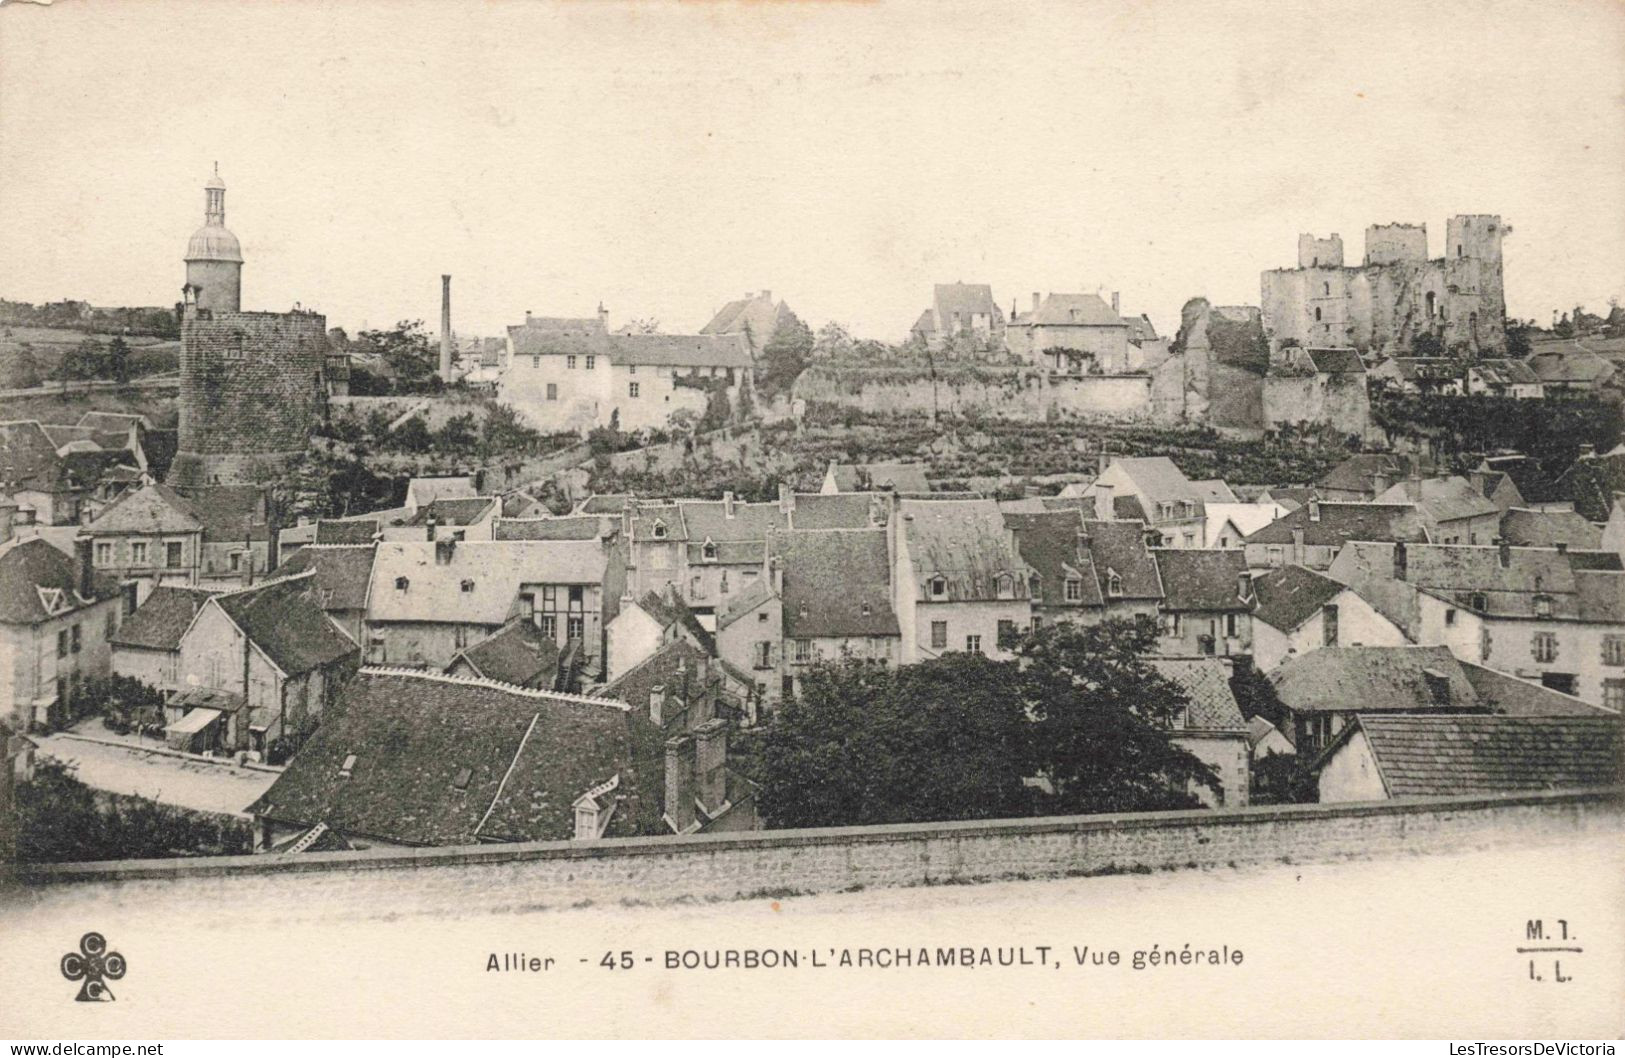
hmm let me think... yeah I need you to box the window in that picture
[628,364,637,375]
[701,541,717,562]
[454,625,469,649]
[1532,632,1558,664]
[541,614,557,638]
[546,383,558,401]
[1170,705,1187,730]
[690,574,703,598]
[1106,573,1122,597]
[566,355,577,369]
[1323,282,1330,296]
[520,594,535,620]
[131,541,148,565]
[460,579,475,593]
[105,608,117,639]
[997,619,1017,649]
[719,573,730,595]
[1322,604,1338,647]
[929,575,947,600]
[794,639,811,663]
[1533,594,1553,618]
[165,541,183,568]
[1445,608,1457,627]
[395,576,409,591]
[1031,615,1044,632]
[1164,612,1181,635]
[1606,679,1625,711]
[629,382,640,398]
[57,629,69,658]
[965,634,982,654]
[567,615,584,640]
[930,621,947,650]
[1314,307,1322,322]
[585,355,595,370]
[1267,546,1283,568]
[758,611,769,623]
[94,541,111,566]
[568,585,583,608]
[754,641,773,669]
[651,520,666,539]
[531,355,540,369]
[996,573,1013,599]
[1063,577,1083,602]
[1469,592,1487,612]
[229,552,241,572]
[1604,637,1625,667]
[1226,613,1239,638]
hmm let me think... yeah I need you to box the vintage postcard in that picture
[0,0,1621,1041]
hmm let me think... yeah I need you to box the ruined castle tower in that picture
[169,167,327,488]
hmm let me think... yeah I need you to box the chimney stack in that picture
[440,275,453,383]
[435,537,456,566]
[597,302,609,330]
[694,718,728,817]
[1094,482,1114,521]
[769,554,783,594]
[1292,526,1306,565]
[1111,291,1121,315]
[1032,292,1041,313]
[74,536,94,598]
[778,482,794,515]
[1308,499,1321,522]
[723,491,736,519]
[1498,539,1511,568]
[649,684,666,728]
[1393,539,1408,581]
[0,497,15,547]
[664,735,696,832]
[426,515,437,542]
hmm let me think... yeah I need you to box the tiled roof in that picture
[0,538,120,624]
[1319,453,1416,494]
[250,669,641,845]
[180,485,273,542]
[1150,657,1247,731]
[405,476,477,508]
[788,492,876,530]
[0,421,67,491]
[1027,293,1126,328]
[672,499,787,544]
[508,330,752,368]
[628,504,688,542]
[213,575,359,677]
[1529,349,1615,385]
[1251,564,1345,632]
[1244,502,1428,547]
[277,544,376,612]
[1458,662,1620,718]
[1308,348,1365,374]
[1498,508,1601,550]
[452,618,560,688]
[933,283,999,321]
[1247,715,1287,751]
[108,586,218,650]
[1153,549,1250,612]
[1472,359,1540,385]
[369,540,608,625]
[827,462,931,493]
[493,515,611,541]
[407,497,498,527]
[715,576,777,631]
[634,589,713,653]
[87,482,204,535]
[1005,509,1099,607]
[314,519,378,545]
[1334,540,1622,620]
[1346,714,1621,796]
[577,493,633,514]
[1480,454,1559,505]
[1082,519,1162,600]
[1102,457,1202,505]
[699,293,792,352]
[1374,477,1501,524]
[76,411,150,433]
[899,498,1031,602]
[1190,479,1239,504]
[1269,645,1479,714]
[773,528,900,638]
[910,308,937,336]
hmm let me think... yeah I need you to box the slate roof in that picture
[1341,714,1621,797]
[1333,540,1623,620]
[1027,293,1126,328]
[1248,715,1289,751]
[1374,477,1501,525]
[181,485,272,542]
[1082,519,1162,600]
[1244,502,1429,547]
[1190,479,1239,504]
[898,498,1031,602]
[1319,453,1416,495]
[493,515,610,541]
[1556,452,1625,521]
[1150,657,1247,731]
[700,293,793,352]
[827,462,931,493]
[87,482,204,535]
[1471,359,1541,386]
[108,586,218,650]
[910,308,937,336]
[1101,457,1203,505]
[1153,549,1250,612]
[1480,454,1559,504]
[933,283,1000,321]
[277,544,376,612]
[0,420,75,492]
[451,618,560,688]
[314,519,379,545]
[249,669,644,845]
[1205,502,1289,544]
[1498,508,1601,550]
[76,411,151,433]
[408,497,498,527]
[507,330,753,368]
[212,575,359,677]
[1457,662,1621,718]
[1529,349,1615,386]
[0,537,120,624]
[1005,509,1098,607]
[635,589,714,653]
[1307,348,1365,375]
[788,492,876,530]
[715,576,777,632]
[577,493,633,515]
[405,476,477,508]
[1251,564,1346,632]
[369,540,607,625]
[772,528,900,638]
[1269,645,1480,714]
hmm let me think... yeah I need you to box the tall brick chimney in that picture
[693,718,728,817]
[74,537,94,598]
[440,274,453,383]
[664,735,695,832]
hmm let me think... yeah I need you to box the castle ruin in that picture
[1260,215,1508,357]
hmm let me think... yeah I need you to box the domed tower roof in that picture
[186,164,243,263]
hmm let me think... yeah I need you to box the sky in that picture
[1,0,1622,342]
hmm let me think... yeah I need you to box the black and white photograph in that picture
[0,0,1621,1042]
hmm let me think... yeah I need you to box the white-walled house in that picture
[892,498,1034,662]
[1250,564,1410,672]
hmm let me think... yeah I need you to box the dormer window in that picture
[1106,571,1123,597]
[701,539,717,562]
[929,575,948,600]
[1064,577,1083,603]
[996,573,1013,599]
[1028,573,1042,598]
[1470,591,1487,612]
[861,601,872,617]
[395,576,410,591]
[651,520,667,540]
[460,579,475,593]
[1534,594,1553,618]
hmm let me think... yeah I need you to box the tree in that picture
[812,321,855,361]
[106,337,130,383]
[757,313,813,399]
[353,320,441,393]
[7,342,42,388]
[1504,318,1533,358]
[1410,331,1445,358]
[1014,616,1220,812]
[757,653,1035,829]
[625,317,661,335]
[59,338,106,383]
[392,416,433,453]
[435,411,478,453]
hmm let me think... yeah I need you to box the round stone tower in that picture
[184,165,243,313]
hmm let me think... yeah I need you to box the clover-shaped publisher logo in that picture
[61,932,126,1002]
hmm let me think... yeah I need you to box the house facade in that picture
[0,536,125,730]
[892,498,1033,663]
